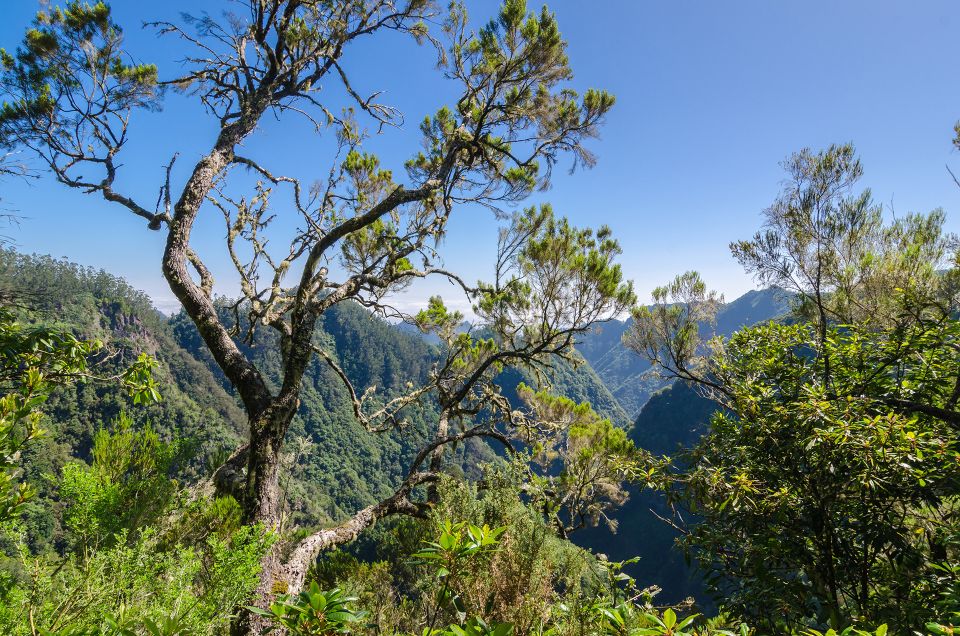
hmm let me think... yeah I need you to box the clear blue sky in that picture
[1,1,958,314]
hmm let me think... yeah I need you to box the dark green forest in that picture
[1,1,959,635]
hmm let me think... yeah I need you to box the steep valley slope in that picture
[576,288,789,418]
[5,248,787,606]
[2,250,624,549]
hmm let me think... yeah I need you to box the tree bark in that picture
[212,444,250,501]
[162,113,274,418]
[230,404,295,636]
[236,400,299,634]
[233,470,434,636]
[245,426,284,525]
[245,397,299,524]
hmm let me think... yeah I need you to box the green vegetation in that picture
[268,473,749,636]
[1,422,271,635]
[0,268,267,634]
[1,2,638,624]
[0,1,957,635]
[0,248,653,633]
[629,144,960,633]
[684,321,958,628]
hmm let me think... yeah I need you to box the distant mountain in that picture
[576,288,790,418]
[574,318,650,417]
[393,319,444,345]
[712,288,790,336]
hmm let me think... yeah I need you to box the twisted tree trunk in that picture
[230,428,434,636]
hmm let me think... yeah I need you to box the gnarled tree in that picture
[0,1,634,631]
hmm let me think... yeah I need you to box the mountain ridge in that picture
[576,287,791,417]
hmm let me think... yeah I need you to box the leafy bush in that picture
[248,583,367,635]
[0,423,272,635]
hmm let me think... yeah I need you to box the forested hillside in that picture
[2,252,477,530]
[3,249,629,537]
[0,251,246,550]
[170,298,501,526]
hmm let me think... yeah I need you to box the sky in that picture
[1,0,959,315]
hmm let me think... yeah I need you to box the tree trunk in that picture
[232,462,434,635]
[237,543,288,636]
[232,404,296,636]
[245,425,285,526]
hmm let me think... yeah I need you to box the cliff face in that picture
[574,380,718,607]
